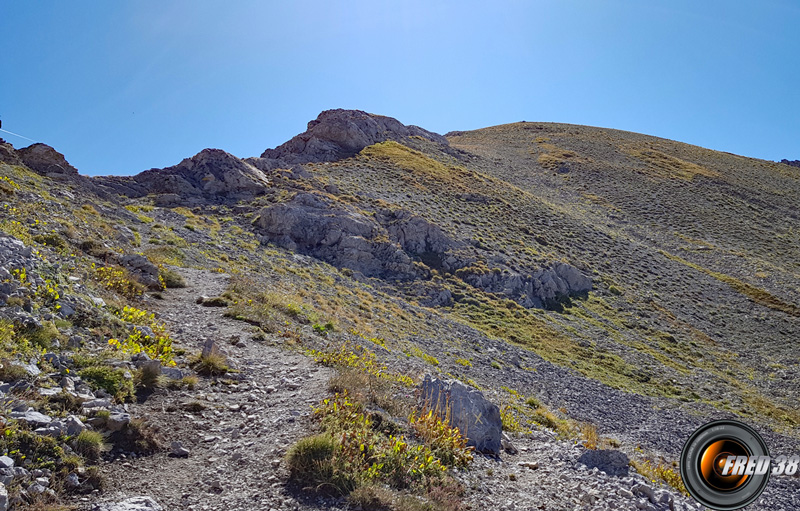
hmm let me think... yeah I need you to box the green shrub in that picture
[78,365,135,402]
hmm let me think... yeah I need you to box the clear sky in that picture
[1,1,798,176]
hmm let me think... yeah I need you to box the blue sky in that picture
[1,1,798,176]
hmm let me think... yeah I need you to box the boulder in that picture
[10,409,52,427]
[120,254,161,290]
[0,481,6,511]
[419,375,502,455]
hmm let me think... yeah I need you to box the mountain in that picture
[0,111,798,510]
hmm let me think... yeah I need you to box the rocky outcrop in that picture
[0,139,22,166]
[377,208,454,269]
[419,375,502,455]
[259,109,449,164]
[780,159,800,168]
[98,149,271,202]
[456,262,592,309]
[254,193,419,280]
[17,143,79,176]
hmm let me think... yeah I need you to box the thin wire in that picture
[0,128,37,143]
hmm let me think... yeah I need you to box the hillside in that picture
[0,110,798,510]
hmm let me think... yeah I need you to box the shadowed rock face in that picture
[98,149,271,202]
[260,109,449,163]
[18,143,79,176]
[0,138,22,166]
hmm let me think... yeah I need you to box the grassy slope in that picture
[310,132,800,432]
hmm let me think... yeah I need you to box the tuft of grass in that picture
[285,433,356,495]
[199,296,230,307]
[134,364,163,390]
[32,233,68,250]
[190,352,229,376]
[159,267,186,288]
[72,430,105,461]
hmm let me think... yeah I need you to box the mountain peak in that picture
[260,109,448,163]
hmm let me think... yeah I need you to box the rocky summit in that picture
[0,110,798,511]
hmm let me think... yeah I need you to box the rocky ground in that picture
[83,267,800,511]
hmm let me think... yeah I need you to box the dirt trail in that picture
[86,268,334,511]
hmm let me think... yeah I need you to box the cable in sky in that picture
[0,128,37,143]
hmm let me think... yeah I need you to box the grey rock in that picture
[92,496,163,511]
[632,482,655,502]
[0,482,6,511]
[27,483,46,494]
[11,409,52,427]
[170,441,190,458]
[120,254,161,290]
[82,398,113,410]
[35,420,66,436]
[65,415,87,436]
[64,472,81,489]
[0,457,13,469]
[501,433,519,455]
[10,360,40,377]
[254,193,417,280]
[201,339,221,358]
[161,366,188,380]
[106,412,131,432]
[419,374,502,455]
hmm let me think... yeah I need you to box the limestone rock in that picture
[419,375,502,455]
[260,109,449,163]
[104,149,270,202]
[255,193,418,279]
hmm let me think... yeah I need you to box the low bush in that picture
[78,365,135,402]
